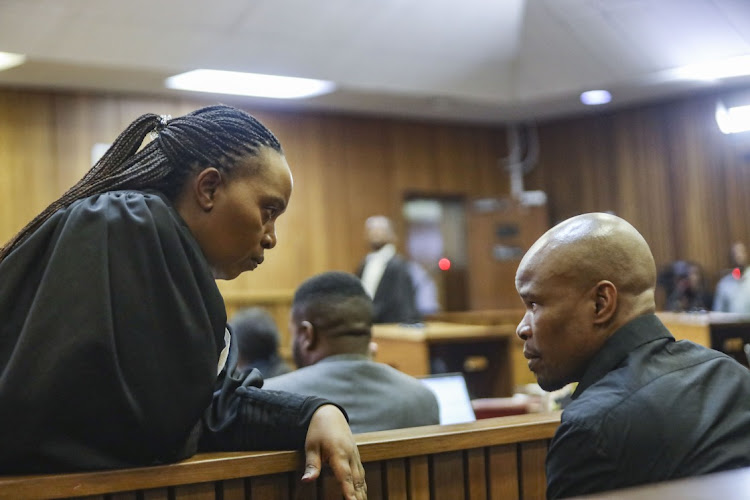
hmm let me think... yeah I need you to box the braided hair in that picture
[0,104,283,262]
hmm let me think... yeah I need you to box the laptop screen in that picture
[418,372,476,425]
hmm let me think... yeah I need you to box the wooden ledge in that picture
[0,412,560,499]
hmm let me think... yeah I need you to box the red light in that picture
[733,267,742,280]
[438,258,451,271]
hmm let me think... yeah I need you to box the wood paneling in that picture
[528,90,750,296]
[3,85,750,308]
[0,88,511,308]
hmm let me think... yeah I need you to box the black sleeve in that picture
[545,421,617,499]
[200,335,348,451]
[393,257,421,323]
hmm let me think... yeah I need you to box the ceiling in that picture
[1,0,750,124]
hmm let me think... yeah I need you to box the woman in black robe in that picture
[0,105,366,499]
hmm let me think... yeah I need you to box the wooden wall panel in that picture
[4,85,750,308]
[0,89,511,309]
[487,444,519,500]
[465,447,488,500]
[362,461,384,500]
[249,473,290,499]
[430,451,466,500]
[385,458,408,499]
[519,440,548,500]
[528,89,750,295]
[407,455,431,500]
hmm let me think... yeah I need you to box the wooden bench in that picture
[0,412,560,500]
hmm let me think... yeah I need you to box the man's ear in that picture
[299,320,317,350]
[593,280,617,325]
[193,167,223,212]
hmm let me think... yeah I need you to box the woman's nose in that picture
[262,229,277,249]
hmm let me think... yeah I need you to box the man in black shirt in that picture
[515,212,750,499]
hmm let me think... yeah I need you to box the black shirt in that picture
[547,314,750,499]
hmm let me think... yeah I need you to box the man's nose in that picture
[516,314,531,341]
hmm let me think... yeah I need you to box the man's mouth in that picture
[524,348,541,371]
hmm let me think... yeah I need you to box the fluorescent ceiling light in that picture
[0,52,26,71]
[716,101,750,134]
[580,90,611,106]
[673,55,750,82]
[165,69,335,99]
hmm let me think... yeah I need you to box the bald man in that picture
[515,213,750,499]
[263,271,439,433]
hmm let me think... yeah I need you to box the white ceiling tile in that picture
[1,0,749,123]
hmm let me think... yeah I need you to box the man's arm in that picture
[546,421,617,499]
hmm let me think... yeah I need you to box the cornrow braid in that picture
[0,104,283,262]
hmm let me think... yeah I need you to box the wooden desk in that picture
[571,466,750,499]
[426,310,537,388]
[372,321,518,397]
[657,311,750,367]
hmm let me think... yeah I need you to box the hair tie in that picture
[150,114,172,139]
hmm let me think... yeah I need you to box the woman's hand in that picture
[302,404,367,500]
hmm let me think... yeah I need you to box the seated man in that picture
[264,271,440,433]
[229,307,293,378]
[714,241,750,312]
[514,212,750,499]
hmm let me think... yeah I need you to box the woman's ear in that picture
[193,167,222,212]
[593,280,617,325]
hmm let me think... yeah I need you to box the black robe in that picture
[356,254,421,324]
[0,190,328,473]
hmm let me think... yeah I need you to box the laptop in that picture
[418,372,476,425]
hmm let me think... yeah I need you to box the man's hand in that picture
[302,404,367,500]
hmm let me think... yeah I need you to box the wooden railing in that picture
[0,412,560,500]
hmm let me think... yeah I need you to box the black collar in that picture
[572,314,674,399]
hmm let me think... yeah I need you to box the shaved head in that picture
[365,215,396,250]
[522,212,657,317]
[515,213,657,391]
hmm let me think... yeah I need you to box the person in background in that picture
[713,241,750,312]
[0,105,365,499]
[356,215,420,324]
[515,212,750,499]
[664,260,712,312]
[229,307,292,378]
[264,271,440,433]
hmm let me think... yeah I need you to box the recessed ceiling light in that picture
[0,52,26,71]
[716,101,750,134]
[165,69,335,99]
[673,55,750,82]
[580,90,612,106]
